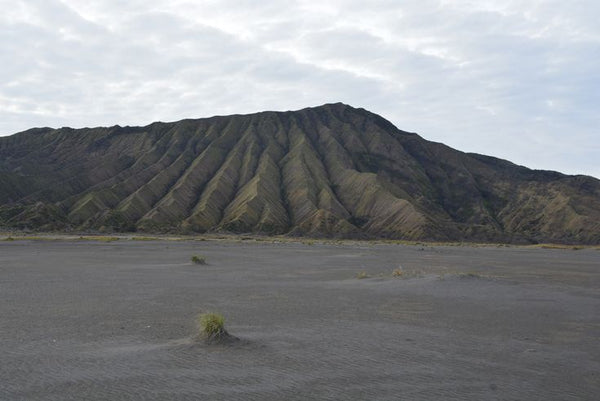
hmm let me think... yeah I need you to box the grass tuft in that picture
[191,255,206,265]
[198,313,225,337]
[356,271,369,279]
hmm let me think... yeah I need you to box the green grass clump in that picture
[356,271,369,279]
[199,313,225,336]
[191,255,206,265]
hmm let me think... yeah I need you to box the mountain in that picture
[0,103,599,244]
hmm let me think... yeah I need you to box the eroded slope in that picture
[1,103,598,243]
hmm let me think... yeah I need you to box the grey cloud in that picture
[0,0,598,177]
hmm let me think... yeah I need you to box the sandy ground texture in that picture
[0,239,598,400]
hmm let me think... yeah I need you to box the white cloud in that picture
[0,0,598,177]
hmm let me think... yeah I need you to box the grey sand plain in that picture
[1,239,598,400]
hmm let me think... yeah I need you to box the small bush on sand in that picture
[356,271,369,279]
[199,313,225,336]
[197,312,238,344]
[191,255,206,265]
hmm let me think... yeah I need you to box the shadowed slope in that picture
[1,103,599,244]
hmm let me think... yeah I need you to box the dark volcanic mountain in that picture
[1,103,599,244]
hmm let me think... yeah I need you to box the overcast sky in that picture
[1,0,599,177]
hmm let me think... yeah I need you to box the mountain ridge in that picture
[1,103,598,244]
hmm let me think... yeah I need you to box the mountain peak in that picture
[0,105,598,244]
